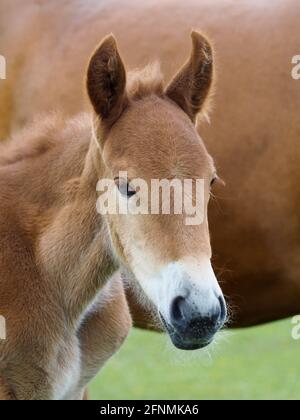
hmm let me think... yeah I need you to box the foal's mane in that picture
[0,113,92,167]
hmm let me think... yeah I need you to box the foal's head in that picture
[87,32,227,350]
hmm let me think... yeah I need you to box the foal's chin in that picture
[172,336,214,351]
[170,331,214,351]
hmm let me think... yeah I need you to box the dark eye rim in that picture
[210,176,218,188]
[114,177,137,198]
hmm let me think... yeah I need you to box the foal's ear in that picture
[165,31,213,123]
[87,35,128,127]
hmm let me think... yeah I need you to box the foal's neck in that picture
[39,127,118,325]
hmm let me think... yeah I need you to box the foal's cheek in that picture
[107,217,127,263]
[108,215,140,267]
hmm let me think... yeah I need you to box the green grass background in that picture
[90,319,300,400]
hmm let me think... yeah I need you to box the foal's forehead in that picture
[122,96,200,141]
[105,96,215,178]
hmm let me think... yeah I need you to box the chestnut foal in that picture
[0,33,226,399]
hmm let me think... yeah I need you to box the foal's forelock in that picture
[126,62,164,100]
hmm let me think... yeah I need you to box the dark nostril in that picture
[171,296,186,325]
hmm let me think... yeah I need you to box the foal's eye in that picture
[115,178,136,198]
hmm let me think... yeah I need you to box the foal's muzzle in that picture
[161,295,227,350]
